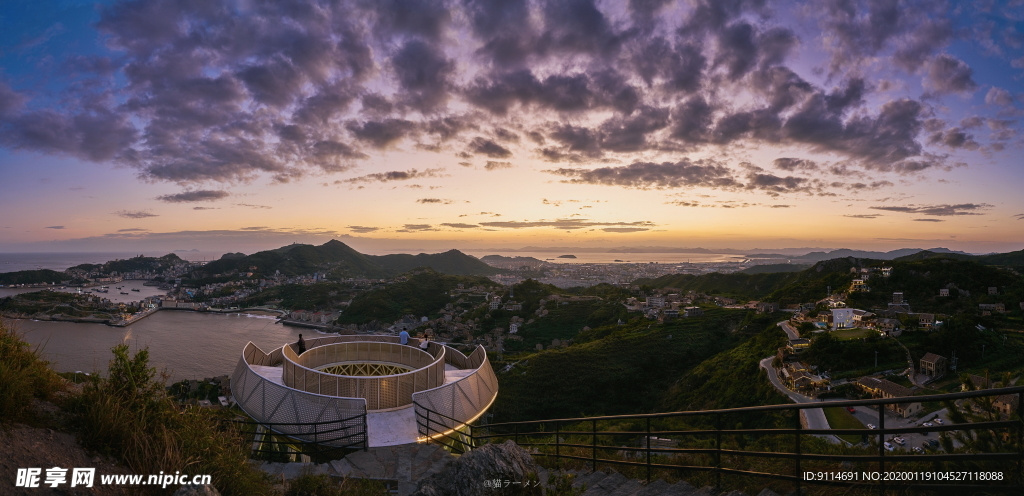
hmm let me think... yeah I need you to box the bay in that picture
[9,311,309,382]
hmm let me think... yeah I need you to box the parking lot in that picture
[847,406,958,452]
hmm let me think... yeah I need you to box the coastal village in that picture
[3,247,1023,425]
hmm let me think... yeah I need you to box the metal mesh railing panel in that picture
[234,343,366,447]
[414,345,498,435]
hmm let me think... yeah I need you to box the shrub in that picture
[67,343,274,495]
[0,320,63,424]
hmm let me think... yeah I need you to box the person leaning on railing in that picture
[296,333,306,355]
[419,334,430,350]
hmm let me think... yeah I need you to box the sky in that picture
[0,0,1022,255]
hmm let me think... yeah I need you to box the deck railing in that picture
[413,346,498,438]
[233,342,367,448]
[416,385,1024,493]
[281,341,446,410]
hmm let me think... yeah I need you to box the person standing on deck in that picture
[296,333,306,354]
[399,329,410,345]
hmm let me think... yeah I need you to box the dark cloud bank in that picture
[0,0,1017,199]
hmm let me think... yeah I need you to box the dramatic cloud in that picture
[923,54,977,94]
[547,160,741,189]
[468,137,512,158]
[347,226,380,233]
[843,214,881,219]
[773,158,819,172]
[985,87,1014,107]
[399,224,436,231]
[484,161,513,170]
[341,168,445,184]
[478,218,655,230]
[156,190,230,203]
[416,198,453,204]
[870,203,992,216]
[117,228,149,232]
[440,223,480,229]
[116,210,159,219]
[0,0,1017,202]
[601,227,650,233]
[913,218,945,222]
[45,226,65,229]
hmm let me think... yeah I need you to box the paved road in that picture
[777,321,799,340]
[759,356,836,440]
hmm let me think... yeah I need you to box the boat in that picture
[131,288,140,292]
[121,292,129,295]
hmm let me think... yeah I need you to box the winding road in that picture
[761,321,839,442]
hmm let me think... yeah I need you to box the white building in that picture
[831,308,855,329]
[509,323,519,334]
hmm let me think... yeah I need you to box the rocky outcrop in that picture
[411,440,537,496]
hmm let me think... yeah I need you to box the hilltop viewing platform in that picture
[231,335,498,449]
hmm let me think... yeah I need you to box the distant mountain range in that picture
[196,240,503,279]
[784,247,974,262]
[464,246,1006,257]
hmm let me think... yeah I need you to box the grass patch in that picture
[823,407,867,444]
[0,319,64,425]
[830,327,876,340]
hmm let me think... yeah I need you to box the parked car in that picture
[846,406,856,413]
[934,418,944,425]
[893,437,906,446]
[912,446,924,454]
[883,442,894,451]
[927,439,940,448]
[867,423,876,429]
[922,422,934,427]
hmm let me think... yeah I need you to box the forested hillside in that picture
[491,309,783,422]
[337,269,499,324]
[194,240,503,279]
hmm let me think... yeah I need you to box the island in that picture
[557,254,577,259]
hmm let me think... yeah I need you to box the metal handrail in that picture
[416,385,1024,492]
[412,345,498,436]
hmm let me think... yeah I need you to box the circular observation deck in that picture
[231,335,498,447]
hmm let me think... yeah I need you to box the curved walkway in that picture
[759,356,839,443]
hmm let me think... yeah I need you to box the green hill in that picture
[195,240,502,279]
[660,323,788,414]
[638,271,802,300]
[739,264,809,274]
[844,257,1023,315]
[491,309,771,422]
[68,253,183,274]
[0,269,69,286]
[337,269,499,324]
[372,249,501,276]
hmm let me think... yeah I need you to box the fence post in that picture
[795,408,801,496]
[646,417,651,483]
[592,419,597,472]
[515,423,519,446]
[877,403,885,496]
[715,413,721,491]
[555,421,561,471]
[426,409,431,438]
[1018,391,1023,485]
